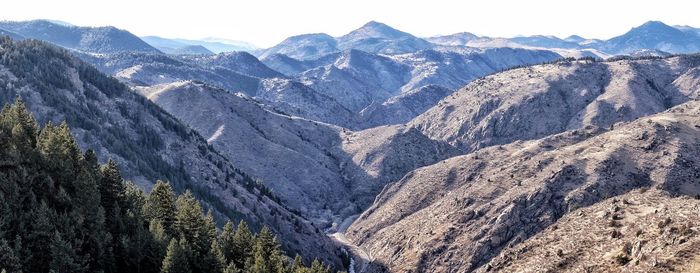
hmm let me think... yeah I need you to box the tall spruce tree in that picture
[49,231,86,273]
[231,220,254,269]
[144,181,177,238]
[174,191,217,273]
[160,239,190,273]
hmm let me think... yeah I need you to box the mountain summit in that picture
[602,20,700,54]
[340,21,414,41]
[337,21,433,54]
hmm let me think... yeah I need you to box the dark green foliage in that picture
[160,239,191,273]
[49,231,87,273]
[0,239,21,273]
[0,99,339,273]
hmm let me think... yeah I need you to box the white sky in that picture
[1,0,698,48]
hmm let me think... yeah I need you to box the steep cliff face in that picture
[349,101,700,273]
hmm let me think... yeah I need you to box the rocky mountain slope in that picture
[81,44,560,130]
[0,37,342,266]
[136,81,351,221]
[348,101,700,273]
[255,78,357,126]
[135,81,462,228]
[291,48,560,127]
[80,51,262,94]
[357,85,453,128]
[484,190,700,273]
[182,51,285,78]
[411,55,700,151]
[0,20,161,53]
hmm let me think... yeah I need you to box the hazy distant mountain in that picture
[426,32,480,46]
[336,21,433,54]
[564,34,587,43]
[257,21,434,60]
[256,33,339,61]
[142,35,257,53]
[676,25,700,36]
[510,35,581,49]
[601,21,700,54]
[428,32,603,59]
[0,20,160,53]
[428,21,700,57]
[166,45,214,55]
[198,37,258,51]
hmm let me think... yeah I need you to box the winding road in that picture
[328,215,373,273]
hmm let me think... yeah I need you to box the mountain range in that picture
[0,37,342,267]
[141,35,257,54]
[0,20,161,53]
[1,17,700,273]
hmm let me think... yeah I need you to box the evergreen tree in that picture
[290,255,306,273]
[75,149,112,272]
[223,262,239,273]
[49,231,86,273]
[309,259,330,273]
[37,122,82,192]
[26,202,54,272]
[0,97,39,163]
[0,239,21,273]
[224,220,254,270]
[174,190,216,272]
[144,181,177,237]
[160,239,190,273]
[0,99,340,273]
[249,227,285,273]
[210,239,227,273]
[100,159,126,216]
